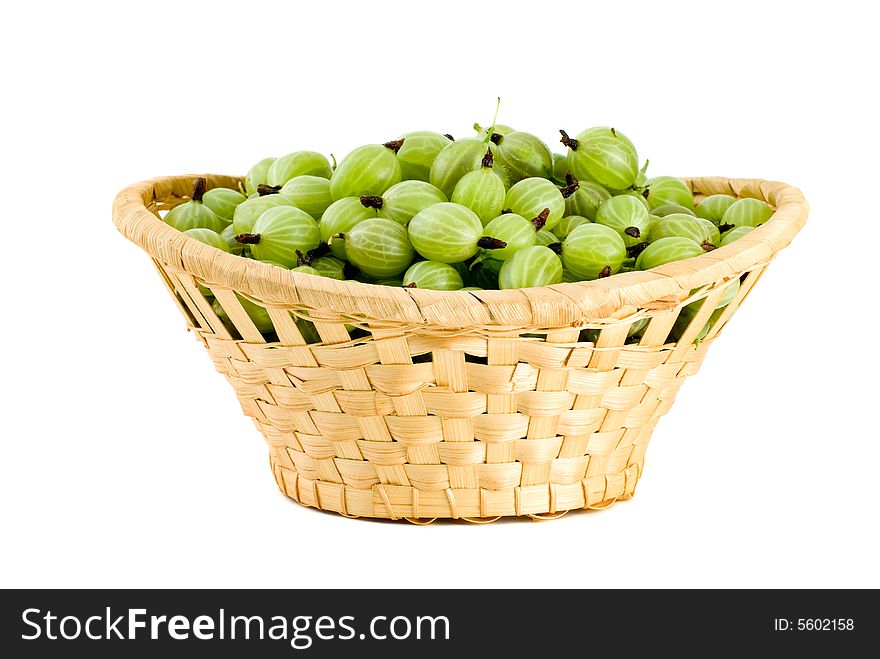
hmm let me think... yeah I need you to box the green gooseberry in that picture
[562,127,639,191]
[645,176,694,210]
[490,130,554,181]
[402,261,463,290]
[330,142,402,200]
[557,223,626,280]
[165,178,225,233]
[720,198,774,232]
[319,197,379,259]
[267,151,333,187]
[245,157,276,196]
[202,187,247,224]
[635,237,705,270]
[695,194,737,225]
[430,139,508,198]
[280,175,333,218]
[378,180,447,225]
[498,245,563,289]
[396,131,453,181]
[595,194,653,247]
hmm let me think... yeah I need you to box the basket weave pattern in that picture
[114,175,807,522]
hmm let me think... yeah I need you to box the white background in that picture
[1,0,878,589]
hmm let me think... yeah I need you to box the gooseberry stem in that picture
[560,173,579,198]
[383,139,405,154]
[701,241,717,251]
[404,282,418,288]
[531,208,550,231]
[477,236,508,250]
[192,177,207,202]
[295,249,309,267]
[360,195,384,209]
[559,129,579,151]
[598,265,612,278]
[306,243,329,261]
[624,226,641,238]
[626,242,649,258]
[257,184,282,196]
[481,148,494,168]
[235,233,261,244]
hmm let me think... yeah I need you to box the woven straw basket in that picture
[113,175,807,523]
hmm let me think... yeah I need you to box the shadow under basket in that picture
[113,175,807,523]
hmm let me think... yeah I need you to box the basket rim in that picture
[112,174,808,328]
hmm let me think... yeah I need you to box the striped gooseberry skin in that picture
[221,224,246,255]
[452,166,506,225]
[695,194,737,225]
[561,223,627,280]
[535,229,558,246]
[408,202,484,263]
[552,215,591,240]
[504,177,565,230]
[645,176,694,210]
[212,296,274,334]
[202,188,247,223]
[330,144,401,201]
[280,175,333,218]
[344,218,414,278]
[245,157,276,196]
[402,261,464,290]
[552,153,571,183]
[380,181,447,225]
[721,198,774,229]
[498,245,563,289]
[310,255,347,280]
[564,180,611,220]
[396,131,452,181]
[267,151,333,187]
[720,225,754,247]
[165,199,225,233]
[232,194,296,234]
[635,236,705,270]
[651,203,695,218]
[430,139,508,197]
[595,194,653,247]
[567,127,639,191]
[493,131,554,181]
[249,206,321,268]
[319,197,378,259]
[649,213,719,245]
[184,228,229,252]
[482,214,537,260]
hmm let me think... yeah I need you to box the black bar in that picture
[0,589,873,656]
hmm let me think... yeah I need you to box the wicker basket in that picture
[113,175,807,522]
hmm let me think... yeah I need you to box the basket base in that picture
[269,455,641,523]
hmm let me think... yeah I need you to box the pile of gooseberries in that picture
[164,116,772,341]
